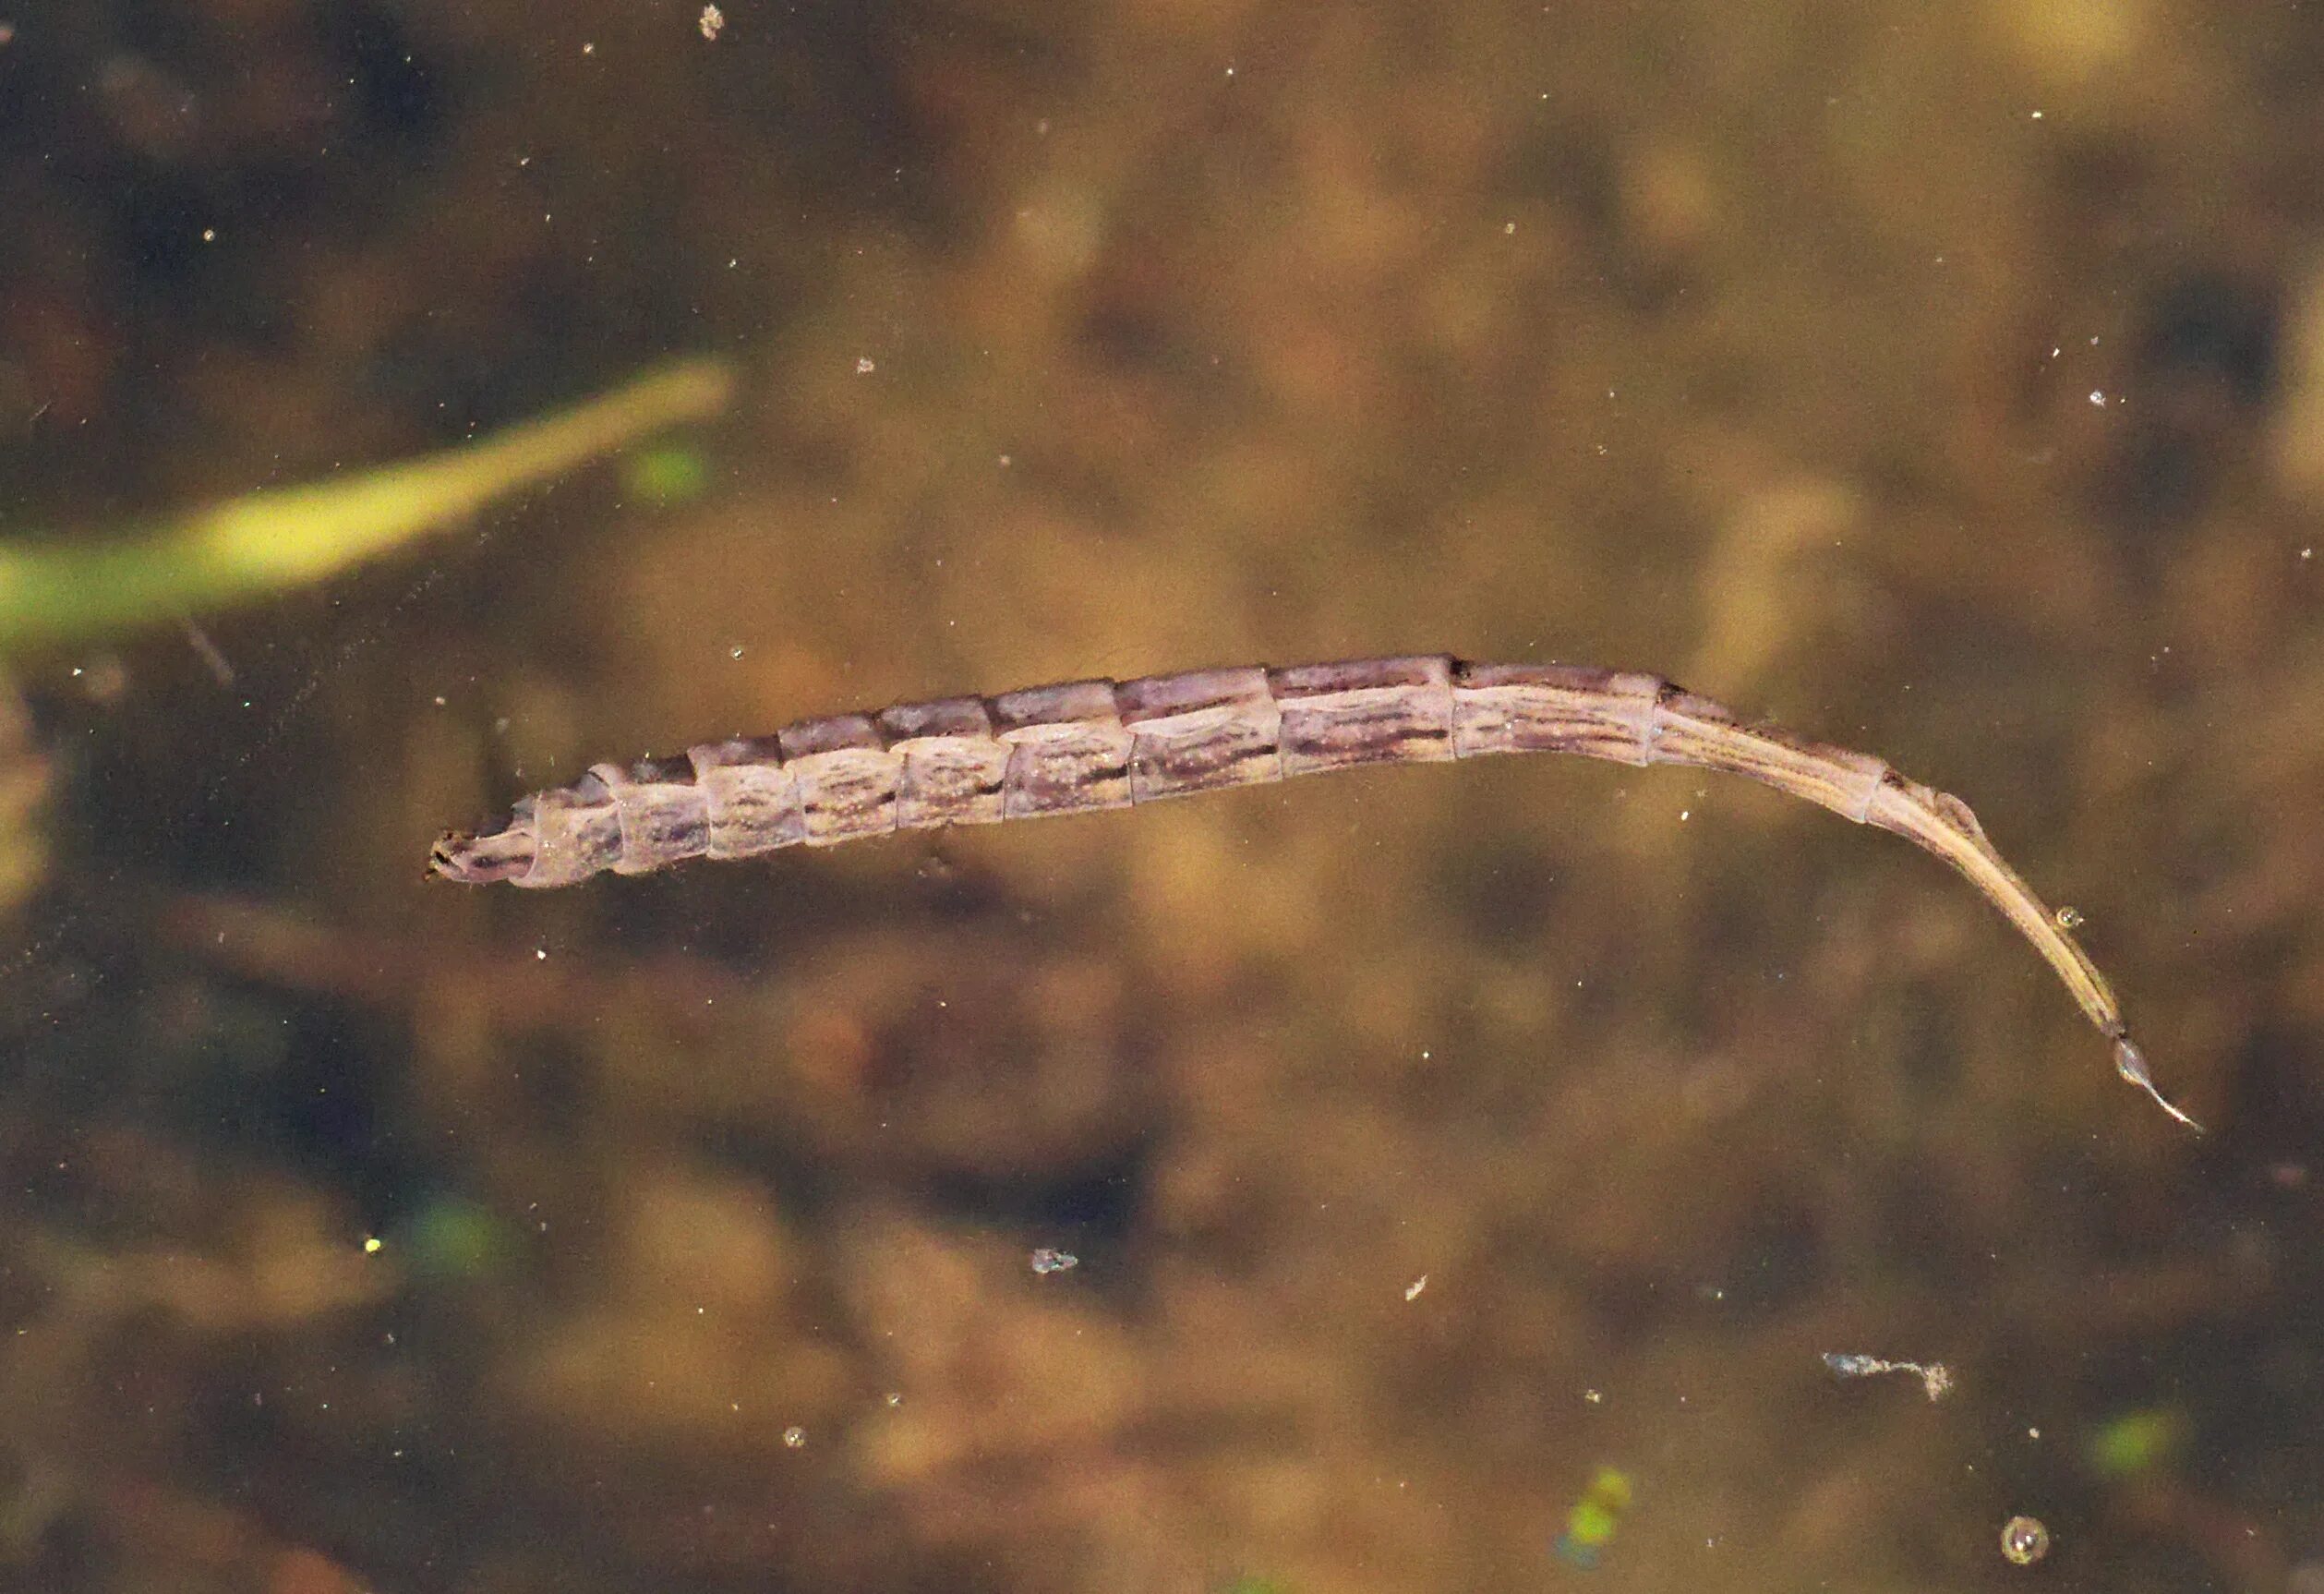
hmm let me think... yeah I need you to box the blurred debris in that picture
[0,359,731,653]
[1551,1465,1633,1570]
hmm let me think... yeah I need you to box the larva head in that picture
[428,818,537,885]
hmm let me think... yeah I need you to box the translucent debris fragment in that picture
[1822,1350,1953,1401]
[1030,1247,1078,1275]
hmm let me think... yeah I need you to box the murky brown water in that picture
[5,4,2322,1591]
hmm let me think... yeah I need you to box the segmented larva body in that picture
[430,655,2194,1127]
[432,658,1883,883]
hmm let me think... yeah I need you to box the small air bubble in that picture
[2089,390,2107,406]
[2053,905,2085,930]
[782,1426,805,1448]
[2000,1516,2051,1565]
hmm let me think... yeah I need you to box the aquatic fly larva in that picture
[430,655,2198,1129]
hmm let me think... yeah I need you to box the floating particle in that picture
[1551,1465,1633,1570]
[854,356,875,374]
[2053,905,2085,930]
[781,1426,806,1449]
[2000,1515,2050,1565]
[1030,1247,1078,1275]
[1404,1274,1427,1301]
[1822,1350,1953,1401]
[698,5,723,39]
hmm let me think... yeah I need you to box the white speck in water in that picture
[1030,1248,1078,1275]
[2303,547,2314,561]
[1503,221,1516,235]
[782,1426,805,1449]
[2089,390,2107,406]
[1583,1389,1604,1404]
[1405,1275,1427,1301]
[1679,809,1691,822]
[729,646,744,659]
[855,356,875,374]
[698,5,723,40]
[535,948,548,961]
[2029,109,2043,118]
[2053,905,2085,930]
